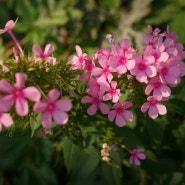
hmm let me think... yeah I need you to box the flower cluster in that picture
[68,25,185,122]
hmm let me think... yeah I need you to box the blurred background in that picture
[0,0,185,185]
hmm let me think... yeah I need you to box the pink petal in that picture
[0,95,15,112]
[81,96,93,103]
[126,59,135,70]
[23,86,41,102]
[116,65,127,75]
[75,45,82,56]
[47,89,60,102]
[138,153,146,160]
[33,101,47,114]
[108,110,116,122]
[141,102,149,113]
[42,112,52,129]
[99,102,109,114]
[56,99,72,112]
[123,101,133,109]
[133,157,141,166]
[52,110,68,125]
[44,44,54,56]
[15,73,27,88]
[16,98,28,116]
[145,84,153,95]
[136,71,147,83]
[32,44,43,55]
[5,20,16,30]
[87,104,97,115]
[1,113,13,127]
[123,110,133,122]
[161,85,171,97]
[156,103,167,115]
[92,67,102,77]
[47,57,56,64]
[0,79,14,93]
[146,66,157,78]
[148,106,158,119]
[115,114,125,127]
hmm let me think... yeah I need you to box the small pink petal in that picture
[44,44,54,56]
[32,44,43,55]
[108,110,116,122]
[156,103,167,115]
[47,89,60,102]
[15,73,27,88]
[115,114,125,127]
[81,96,93,104]
[0,95,15,112]
[1,113,13,127]
[16,98,28,116]
[99,102,109,114]
[123,110,133,122]
[23,86,41,102]
[141,102,149,113]
[42,112,52,129]
[87,104,97,115]
[148,106,158,119]
[56,99,72,112]
[75,45,82,56]
[0,79,14,93]
[52,110,68,125]
[33,101,47,114]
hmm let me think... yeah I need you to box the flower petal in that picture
[33,101,47,114]
[1,113,13,127]
[0,95,15,112]
[42,112,52,129]
[15,73,27,88]
[44,44,54,56]
[87,104,97,115]
[23,86,41,102]
[99,102,109,114]
[0,79,14,93]
[108,110,116,122]
[47,89,60,102]
[32,44,43,55]
[16,98,28,116]
[56,99,72,112]
[115,114,125,127]
[52,110,68,125]
[148,106,158,119]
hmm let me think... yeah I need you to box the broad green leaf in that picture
[63,137,82,173]
[30,114,41,137]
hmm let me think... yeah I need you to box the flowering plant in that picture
[0,19,185,170]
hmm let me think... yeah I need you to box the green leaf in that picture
[30,114,41,137]
[63,137,82,173]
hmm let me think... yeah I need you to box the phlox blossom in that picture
[32,44,56,64]
[34,89,72,129]
[108,101,133,127]
[0,112,13,132]
[130,53,156,83]
[0,73,41,116]
[145,77,171,99]
[68,45,89,70]
[81,82,109,116]
[103,81,121,103]
[141,96,167,119]
[129,149,146,166]
[0,19,17,34]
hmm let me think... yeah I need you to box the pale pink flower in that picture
[0,18,23,53]
[34,89,72,129]
[68,45,89,70]
[130,53,156,83]
[108,101,133,127]
[106,34,115,43]
[158,59,181,87]
[0,112,13,132]
[103,81,121,103]
[0,73,41,116]
[141,96,167,119]
[145,77,171,99]
[109,44,135,76]
[129,149,146,166]
[32,44,56,64]
[81,83,109,116]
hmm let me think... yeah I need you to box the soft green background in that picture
[0,0,185,185]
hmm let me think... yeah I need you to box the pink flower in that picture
[0,112,13,132]
[81,82,109,116]
[130,53,156,83]
[129,149,146,166]
[32,44,56,64]
[141,96,167,119]
[0,19,17,34]
[145,77,171,99]
[68,45,89,70]
[34,89,72,129]
[108,101,133,127]
[13,47,20,63]
[0,73,41,116]
[103,81,121,103]
[0,18,23,53]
